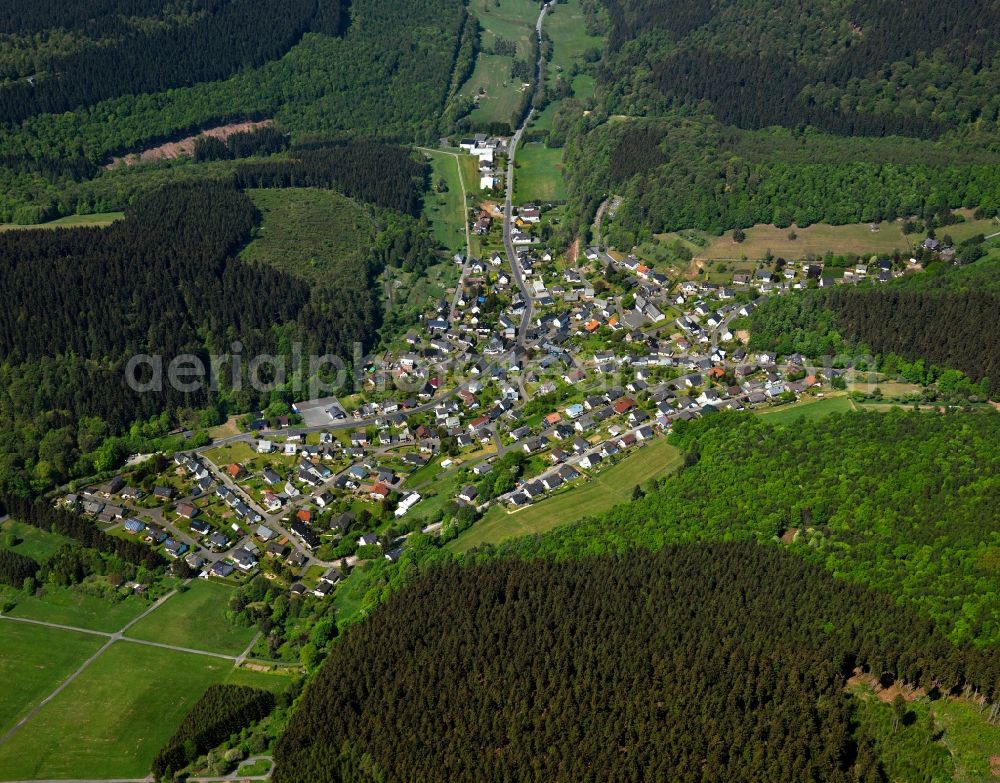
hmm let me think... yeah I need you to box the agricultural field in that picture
[449,438,683,552]
[0,622,105,735]
[754,394,856,425]
[699,213,1000,261]
[0,212,123,232]
[461,0,540,127]
[514,142,568,202]
[0,642,287,781]
[239,188,376,286]
[125,580,258,656]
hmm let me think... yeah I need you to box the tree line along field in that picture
[0,212,123,232]
[0,578,291,781]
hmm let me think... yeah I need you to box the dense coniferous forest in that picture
[0,0,465,161]
[152,685,276,778]
[600,0,1000,132]
[235,142,428,215]
[0,182,307,366]
[0,548,39,587]
[193,126,289,162]
[0,496,165,569]
[0,0,347,122]
[274,542,997,783]
[748,272,1000,396]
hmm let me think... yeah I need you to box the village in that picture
[55,128,965,606]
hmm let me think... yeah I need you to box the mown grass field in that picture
[125,580,257,656]
[754,394,855,425]
[0,643,288,781]
[422,149,471,253]
[240,188,375,286]
[449,438,683,553]
[514,142,568,202]
[700,213,999,261]
[1,519,69,562]
[0,584,149,633]
[0,622,105,736]
[0,212,124,232]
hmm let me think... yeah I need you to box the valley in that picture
[0,0,997,781]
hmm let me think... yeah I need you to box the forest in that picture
[0,547,39,588]
[481,412,1000,646]
[274,542,997,782]
[748,269,1000,396]
[559,113,1000,240]
[0,148,436,496]
[235,141,428,215]
[0,0,347,123]
[599,0,1000,133]
[0,0,466,162]
[152,684,276,779]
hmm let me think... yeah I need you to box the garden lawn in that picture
[124,580,257,656]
